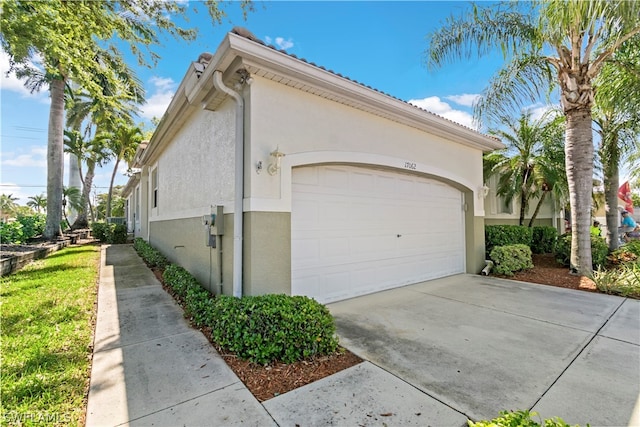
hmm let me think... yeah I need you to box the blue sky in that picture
[1,1,532,204]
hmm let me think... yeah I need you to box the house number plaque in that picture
[403,161,417,170]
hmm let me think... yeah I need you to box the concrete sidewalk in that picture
[85,245,276,426]
[87,245,440,426]
[87,244,640,426]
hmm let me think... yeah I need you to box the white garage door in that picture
[291,164,465,303]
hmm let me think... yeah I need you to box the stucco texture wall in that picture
[152,104,236,221]
[245,77,483,208]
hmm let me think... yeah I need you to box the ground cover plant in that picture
[0,245,100,426]
[469,409,581,427]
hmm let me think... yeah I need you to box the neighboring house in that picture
[483,175,565,231]
[122,28,503,304]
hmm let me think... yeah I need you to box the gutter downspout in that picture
[212,70,244,298]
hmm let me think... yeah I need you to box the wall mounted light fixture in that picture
[479,184,490,199]
[256,161,263,174]
[268,146,286,175]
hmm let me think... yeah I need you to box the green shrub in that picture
[162,264,212,325]
[469,409,580,427]
[133,238,169,268]
[16,213,46,240]
[209,294,339,365]
[490,244,534,276]
[0,221,24,244]
[92,222,128,244]
[485,225,533,255]
[91,222,110,242]
[531,226,558,254]
[555,233,609,269]
[110,224,128,244]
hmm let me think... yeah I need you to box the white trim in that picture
[252,151,484,216]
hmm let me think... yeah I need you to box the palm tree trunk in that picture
[44,78,65,240]
[603,144,621,251]
[565,110,594,275]
[528,191,548,227]
[519,189,527,226]
[106,157,120,218]
[71,159,96,229]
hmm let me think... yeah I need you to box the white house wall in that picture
[245,77,485,215]
[150,104,236,223]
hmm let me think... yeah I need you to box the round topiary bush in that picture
[555,233,608,269]
[209,294,339,365]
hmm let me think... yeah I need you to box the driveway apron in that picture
[329,274,639,425]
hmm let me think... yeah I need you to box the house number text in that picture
[404,161,417,170]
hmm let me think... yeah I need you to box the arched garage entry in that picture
[291,164,465,303]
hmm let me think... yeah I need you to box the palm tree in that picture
[101,123,143,218]
[2,1,244,240]
[63,130,111,228]
[593,36,640,250]
[426,0,640,275]
[26,194,47,213]
[0,194,19,222]
[484,111,566,226]
[61,186,82,230]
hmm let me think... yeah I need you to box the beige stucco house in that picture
[123,28,503,304]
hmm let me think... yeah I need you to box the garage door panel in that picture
[292,165,465,303]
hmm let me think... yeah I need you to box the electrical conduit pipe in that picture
[212,70,244,298]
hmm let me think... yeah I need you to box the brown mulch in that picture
[498,253,598,293]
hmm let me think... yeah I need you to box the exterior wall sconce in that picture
[268,147,285,175]
[479,184,490,199]
[256,161,263,174]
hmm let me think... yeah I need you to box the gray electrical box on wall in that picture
[210,205,224,236]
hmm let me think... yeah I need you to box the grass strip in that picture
[1,245,100,426]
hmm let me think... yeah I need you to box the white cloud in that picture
[0,182,34,203]
[139,76,176,120]
[408,96,477,129]
[1,146,47,168]
[0,50,50,103]
[445,93,481,107]
[525,103,559,122]
[265,36,294,50]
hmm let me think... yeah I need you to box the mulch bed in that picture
[501,253,598,293]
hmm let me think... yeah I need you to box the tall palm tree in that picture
[63,130,111,228]
[101,123,143,218]
[594,109,640,250]
[426,0,640,275]
[484,111,566,226]
[2,0,243,240]
[593,36,640,250]
[26,194,47,213]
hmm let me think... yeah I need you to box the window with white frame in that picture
[151,168,158,209]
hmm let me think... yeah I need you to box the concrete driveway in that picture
[328,274,640,426]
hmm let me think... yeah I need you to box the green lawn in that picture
[1,245,100,426]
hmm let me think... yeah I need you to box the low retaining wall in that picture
[0,229,91,276]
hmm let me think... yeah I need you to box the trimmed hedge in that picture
[209,294,339,365]
[485,225,533,255]
[136,239,340,365]
[91,222,128,244]
[531,226,558,254]
[554,233,609,269]
[133,238,169,268]
[490,244,534,276]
